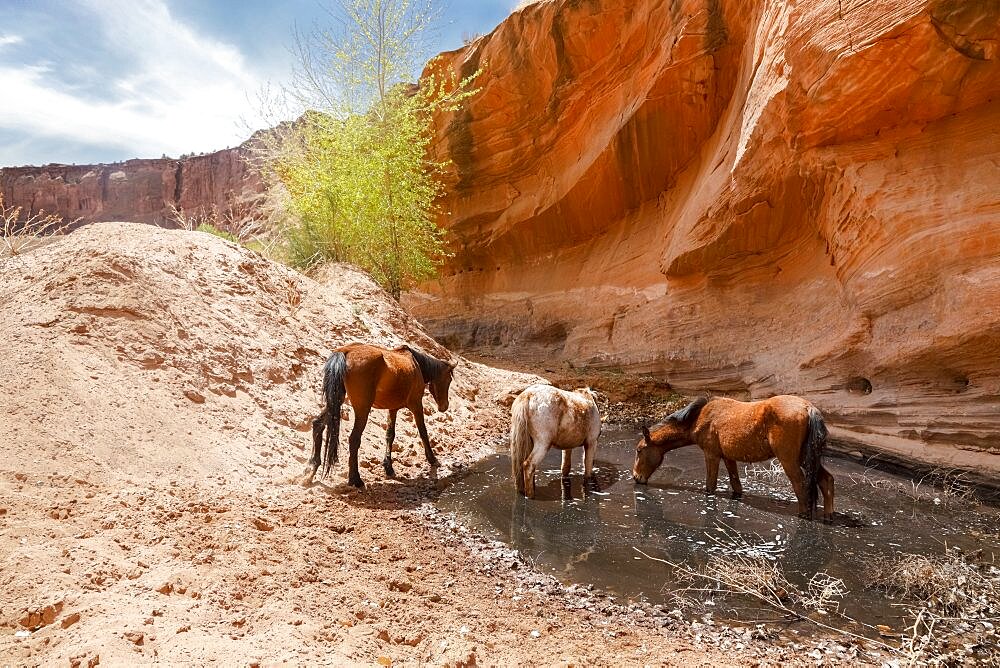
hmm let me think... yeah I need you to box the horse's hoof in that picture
[731,491,743,500]
[383,461,396,478]
[348,476,365,489]
[427,458,440,468]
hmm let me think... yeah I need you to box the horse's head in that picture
[428,359,458,412]
[633,424,675,483]
[632,398,709,484]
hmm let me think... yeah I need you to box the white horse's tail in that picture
[509,393,533,495]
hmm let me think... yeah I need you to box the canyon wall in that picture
[410,0,1000,480]
[0,146,260,226]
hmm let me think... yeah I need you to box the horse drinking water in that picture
[633,396,834,521]
[509,384,601,498]
[309,343,457,488]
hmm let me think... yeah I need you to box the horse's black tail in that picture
[802,405,828,519]
[322,352,347,475]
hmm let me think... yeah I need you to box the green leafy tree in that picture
[256,0,481,299]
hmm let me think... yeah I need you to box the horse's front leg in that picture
[383,409,398,479]
[561,449,572,477]
[347,405,370,489]
[412,407,439,468]
[704,454,721,495]
[724,458,742,499]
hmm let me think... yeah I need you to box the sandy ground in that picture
[1,224,844,665]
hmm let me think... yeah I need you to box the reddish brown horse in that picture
[633,396,835,521]
[309,343,457,488]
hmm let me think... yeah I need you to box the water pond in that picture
[438,426,1000,639]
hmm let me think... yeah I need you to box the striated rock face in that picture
[410,0,1000,480]
[0,146,261,226]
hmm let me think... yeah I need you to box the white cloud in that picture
[0,33,24,48]
[0,0,273,164]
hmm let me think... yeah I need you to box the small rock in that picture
[252,518,273,532]
[61,612,81,629]
[388,580,412,593]
[14,630,30,638]
[183,390,205,404]
[123,630,144,646]
[530,630,541,638]
[377,657,392,667]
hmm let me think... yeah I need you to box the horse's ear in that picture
[641,425,652,444]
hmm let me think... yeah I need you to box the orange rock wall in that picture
[409,0,1000,479]
[0,147,259,226]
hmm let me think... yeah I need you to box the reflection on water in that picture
[438,426,1000,637]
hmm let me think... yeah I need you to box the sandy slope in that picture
[0,223,796,665]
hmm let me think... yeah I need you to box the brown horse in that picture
[632,396,835,521]
[309,343,457,488]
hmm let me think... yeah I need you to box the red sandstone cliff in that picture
[0,146,260,226]
[2,0,997,482]
[408,0,1000,480]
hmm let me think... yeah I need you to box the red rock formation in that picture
[0,146,261,226]
[410,0,1000,481]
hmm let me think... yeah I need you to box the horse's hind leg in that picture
[583,439,598,491]
[818,465,835,522]
[323,407,340,477]
[561,449,572,477]
[346,404,370,489]
[704,453,721,495]
[309,408,327,482]
[777,456,809,518]
[724,458,742,499]
[383,409,398,479]
[522,441,549,499]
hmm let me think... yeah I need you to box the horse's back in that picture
[519,385,599,448]
[700,395,811,461]
[336,343,421,409]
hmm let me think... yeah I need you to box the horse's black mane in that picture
[401,345,450,383]
[665,396,710,425]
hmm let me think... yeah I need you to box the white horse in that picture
[509,384,601,498]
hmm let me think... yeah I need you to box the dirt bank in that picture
[0,223,836,665]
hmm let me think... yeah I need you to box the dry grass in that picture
[847,465,978,506]
[868,549,1000,665]
[743,460,786,484]
[1,193,72,259]
[167,195,264,244]
[637,525,852,618]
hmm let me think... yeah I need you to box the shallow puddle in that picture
[438,426,1000,639]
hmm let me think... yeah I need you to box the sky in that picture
[0,0,520,168]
